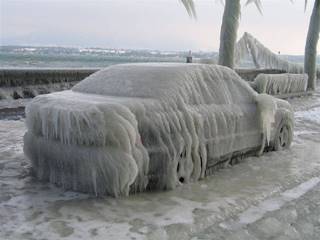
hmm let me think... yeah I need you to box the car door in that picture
[227,76,262,151]
[193,71,242,166]
[202,72,261,168]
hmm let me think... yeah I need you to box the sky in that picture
[0,0,314,54]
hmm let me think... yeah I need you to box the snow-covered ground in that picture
[0,90,320,240]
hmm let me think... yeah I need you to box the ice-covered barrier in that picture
[24,63,286,197]
[253,73,308,95]
[236,69,286,82]
[235,33,304,74]
[194,32,306,75]
[0,69,97,100]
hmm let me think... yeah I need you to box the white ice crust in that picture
[235,33,304,73]
[24,63,279,197]
[255,94,277,145]
[253,73,308,95]
[195,33,305,74]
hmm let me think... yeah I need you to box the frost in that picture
[24,63,281,197]
[253,73,308,95]
[255,94,277,146]
[235,33,304,73]
[195,32,304,74]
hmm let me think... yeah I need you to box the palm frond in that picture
[181,0,197,19]
[245,0,263,14]
[305,0,308,12]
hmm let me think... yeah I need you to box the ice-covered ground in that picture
[0,90,320,240]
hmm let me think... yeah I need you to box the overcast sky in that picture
[0,0,314,54]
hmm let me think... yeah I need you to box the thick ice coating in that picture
[24,63,281,197]
[255,94,277,145]
[235,33,304,73]
[253,73,308,95]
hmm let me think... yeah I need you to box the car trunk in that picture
[24,90,150,197]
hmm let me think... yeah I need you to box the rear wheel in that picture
[274,121,293,151]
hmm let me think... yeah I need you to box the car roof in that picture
[72,63,256,104]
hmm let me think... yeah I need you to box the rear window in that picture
[72,63,187,99]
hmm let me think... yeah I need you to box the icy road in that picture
[1,91,320,240]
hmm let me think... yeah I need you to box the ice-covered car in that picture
[24,63,294,197]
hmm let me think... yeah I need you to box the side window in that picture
[195,70,233,105]
[183,66,251,106]
[228,76,256,104]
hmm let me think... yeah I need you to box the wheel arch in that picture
[270,109,294,149]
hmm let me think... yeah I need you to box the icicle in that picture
[254,73,308,95]
[255,94,277,146]
[235,32,305,74]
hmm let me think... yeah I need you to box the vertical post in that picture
[186,50,193,63]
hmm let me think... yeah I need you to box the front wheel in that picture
[274,120,293,151]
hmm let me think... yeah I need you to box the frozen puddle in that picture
[220,177,320,231]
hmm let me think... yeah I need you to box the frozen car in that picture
[24,63,294,197]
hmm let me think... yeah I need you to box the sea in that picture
[0,46,214,69]
[0,45,310,69]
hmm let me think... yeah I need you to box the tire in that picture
[274,119,293,151]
